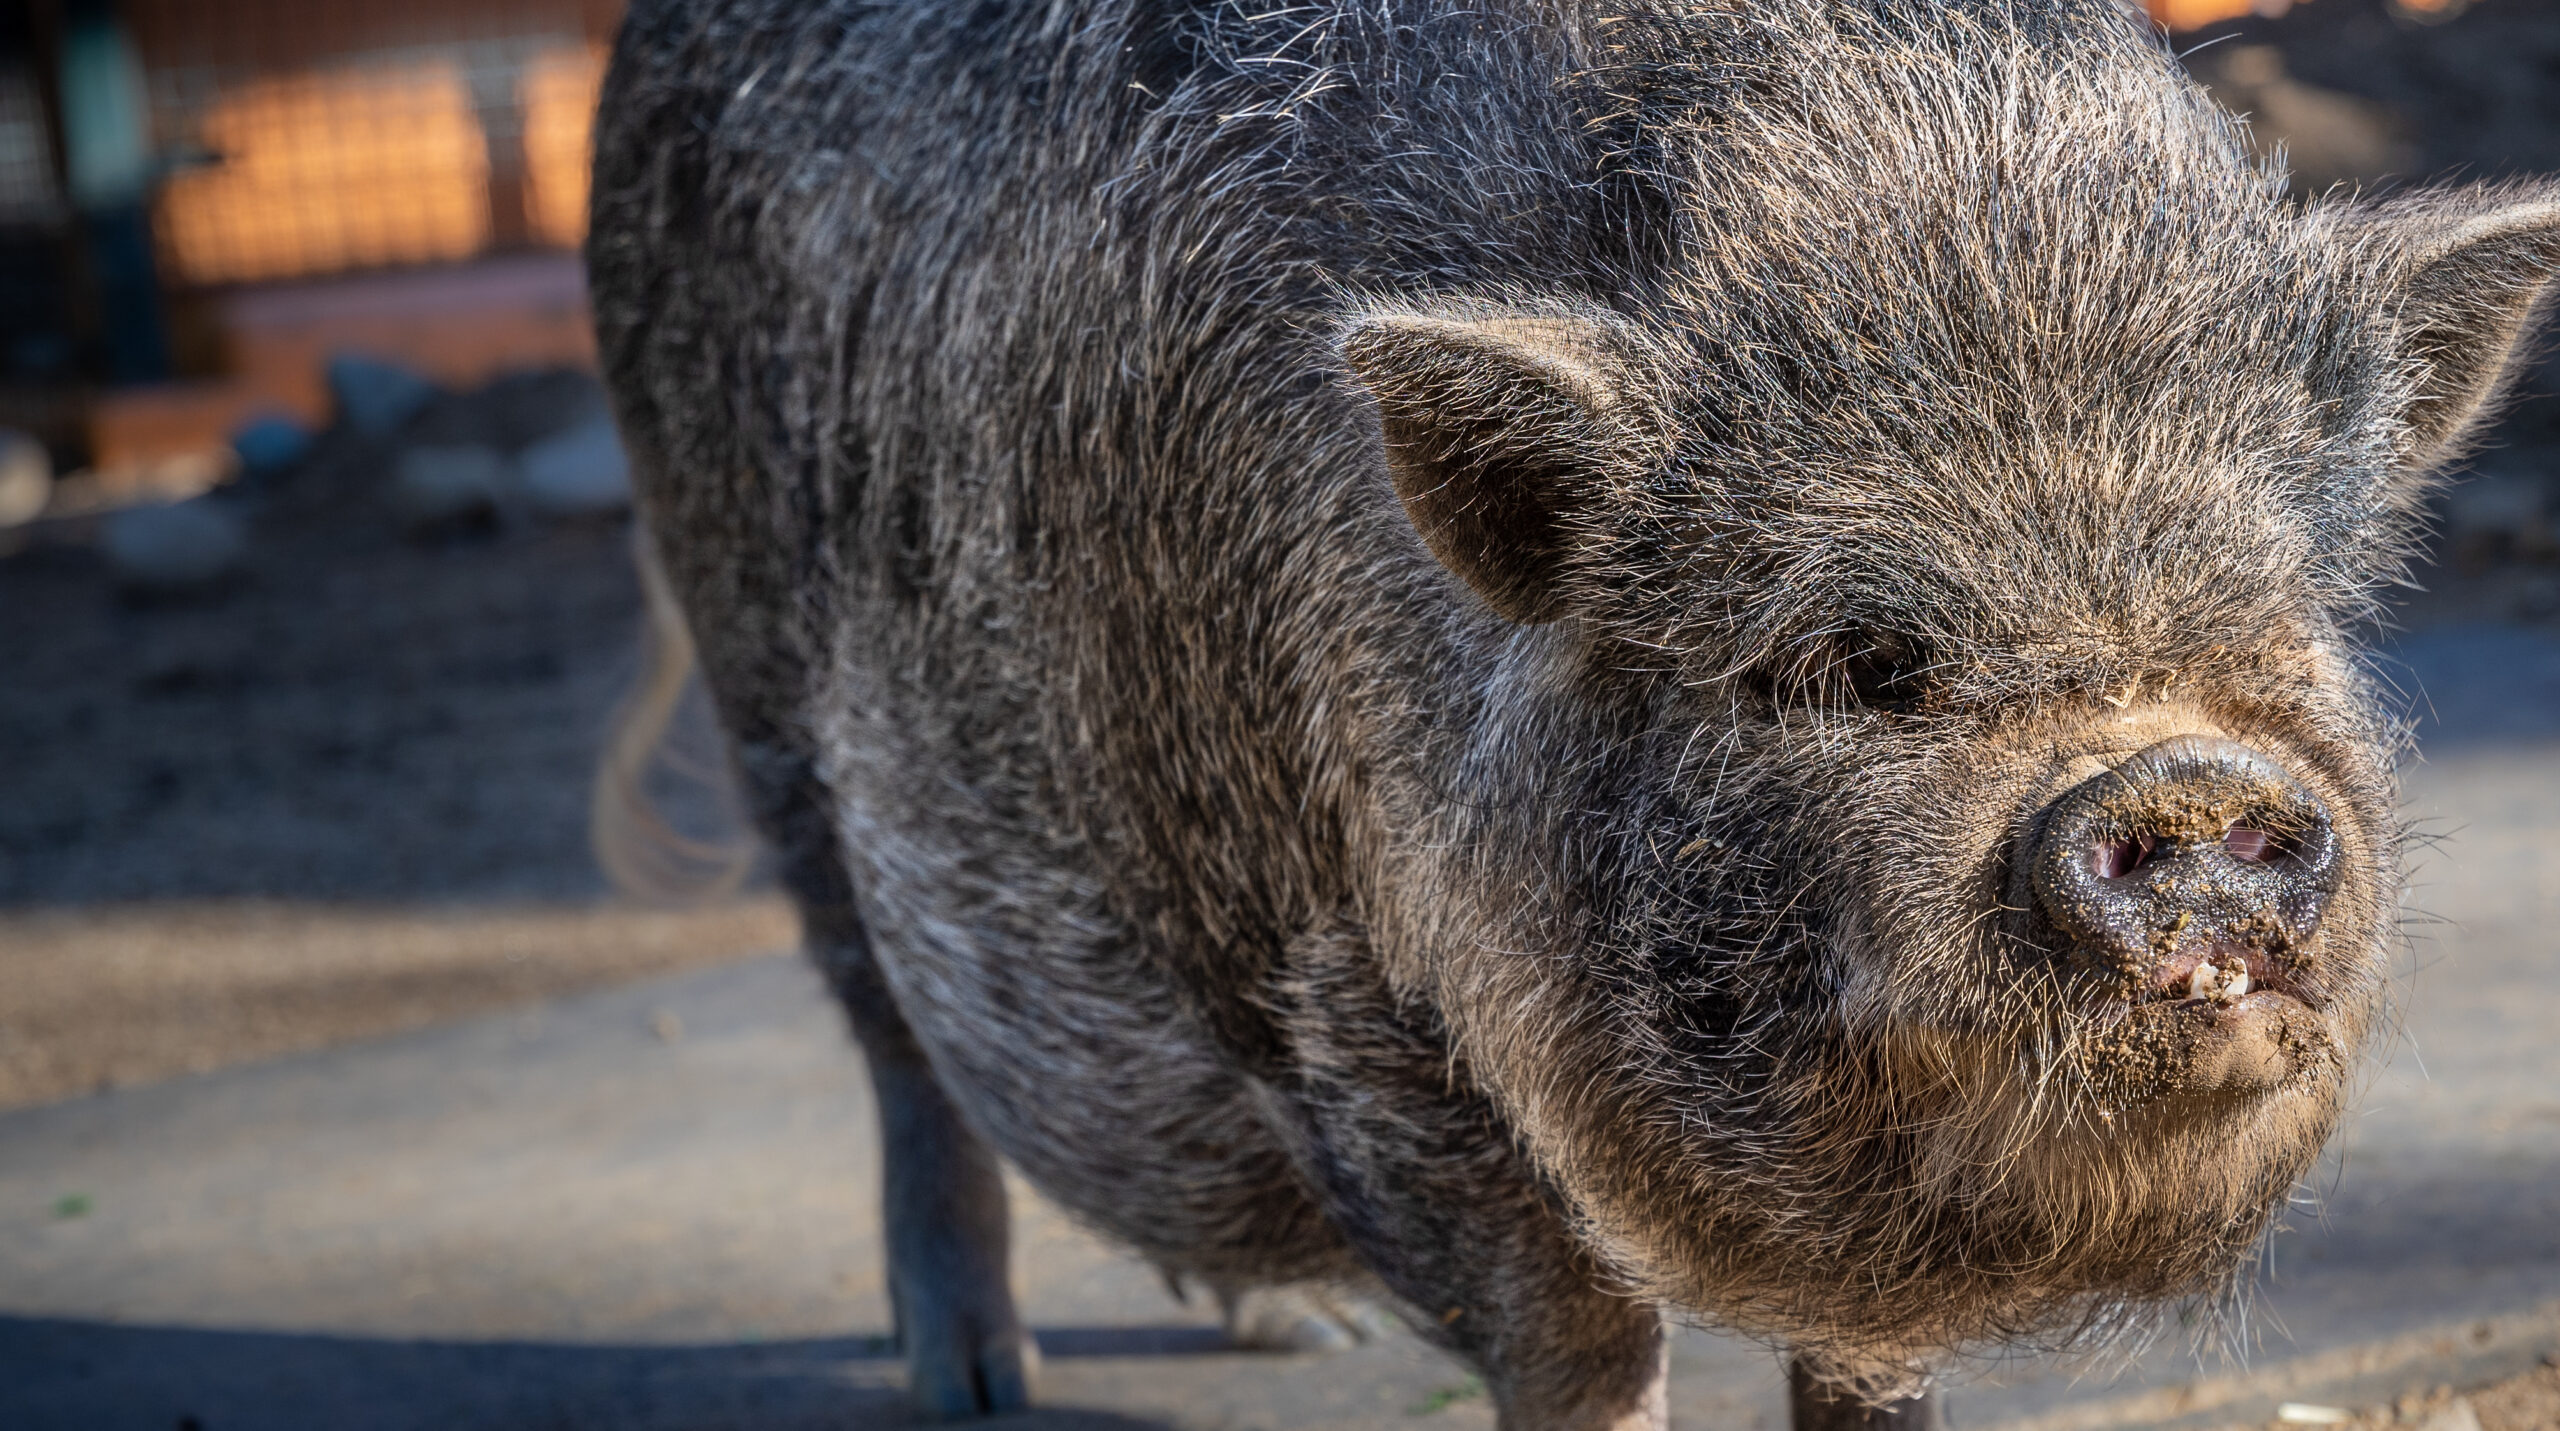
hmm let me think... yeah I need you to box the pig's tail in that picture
[590,526,757,902]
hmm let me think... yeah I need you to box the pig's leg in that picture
[1785,1358,1941,1431]
[815,905,1035,1418]
[753,749,1035,1419]
[1275,923,1668,1430]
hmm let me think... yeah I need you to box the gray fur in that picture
[586,0,2560,1421]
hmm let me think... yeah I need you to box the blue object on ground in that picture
[101,498,247,592]
[326,354,437,437]
[516,417,633,518]
[229,414,311,479]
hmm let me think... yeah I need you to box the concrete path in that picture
[4,624,2557,1430]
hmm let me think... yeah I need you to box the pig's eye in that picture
[1838,634,1929,713]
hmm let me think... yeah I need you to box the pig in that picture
[584,0,2560,1425]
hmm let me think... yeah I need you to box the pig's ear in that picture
[2382,192,2560,472]
[1338,310,1650,624]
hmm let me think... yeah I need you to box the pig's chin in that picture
[2080,988,2334,1108]
[2054,916,2361,1119]
[1586,1004,2348,1370]
[1861,1001,2350,1353]
[2061,935,2346,1112]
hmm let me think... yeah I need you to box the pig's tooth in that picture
[2223,965,2250,999]
[2188,962,2217,1001]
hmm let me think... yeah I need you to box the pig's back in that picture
[587,0,1633,1139]
[590,0,1640,1027]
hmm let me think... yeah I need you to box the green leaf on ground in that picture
[1408,1377,1485,1415]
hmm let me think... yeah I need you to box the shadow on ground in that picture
[0,1316,1225,1431]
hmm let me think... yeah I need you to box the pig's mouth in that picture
[2043,924,2341,1109]
[2132,937,2314,1012]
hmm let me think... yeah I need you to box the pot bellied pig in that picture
[586,0,2560,1424]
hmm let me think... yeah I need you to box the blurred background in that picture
[1,2,2557,1429]
[0,0,790,1113]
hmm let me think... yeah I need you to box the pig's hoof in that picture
[904,1326,1037,1419]
[1217,1284,1378,1353]
[895,1286,1038,1419]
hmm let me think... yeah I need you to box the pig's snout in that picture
[2026,736,2343,1001]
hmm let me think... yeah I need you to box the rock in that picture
[0,429,50,527]
[228,413,311,481]
[2415,1397,2484,1431]
[101,498,247,592]
[516,417,633,518]
[326,353,438,437]
[391,445,510,533]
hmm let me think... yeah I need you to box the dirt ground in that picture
[0,899,794,1111]
[2463,1362,2560,1431]
[5,371,683,906]
[2188,0,2560,633]
[2248,1357,2560,1431]
[0,369,789,1109]
[2196,0,2560,189]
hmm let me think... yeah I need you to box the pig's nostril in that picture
[2028,737,2346,980]
[2092,834,2155,880]
[2223,825,2283,863]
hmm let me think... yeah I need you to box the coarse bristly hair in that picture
[588,0,2560,1415]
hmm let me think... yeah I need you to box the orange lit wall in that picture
[2152,0,2270,24]
[123,0,621,288]
[2149,0,2450,27]
[522,44,609,251]
[156,59,490,285]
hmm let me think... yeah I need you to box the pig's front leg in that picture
[1275,922,1668,1430]
[801,904,1036,1419]
[1786,1357,1942,1431]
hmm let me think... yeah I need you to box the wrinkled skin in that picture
[587,0,2560,1422]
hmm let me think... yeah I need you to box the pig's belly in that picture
[820,721,1344,1283]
